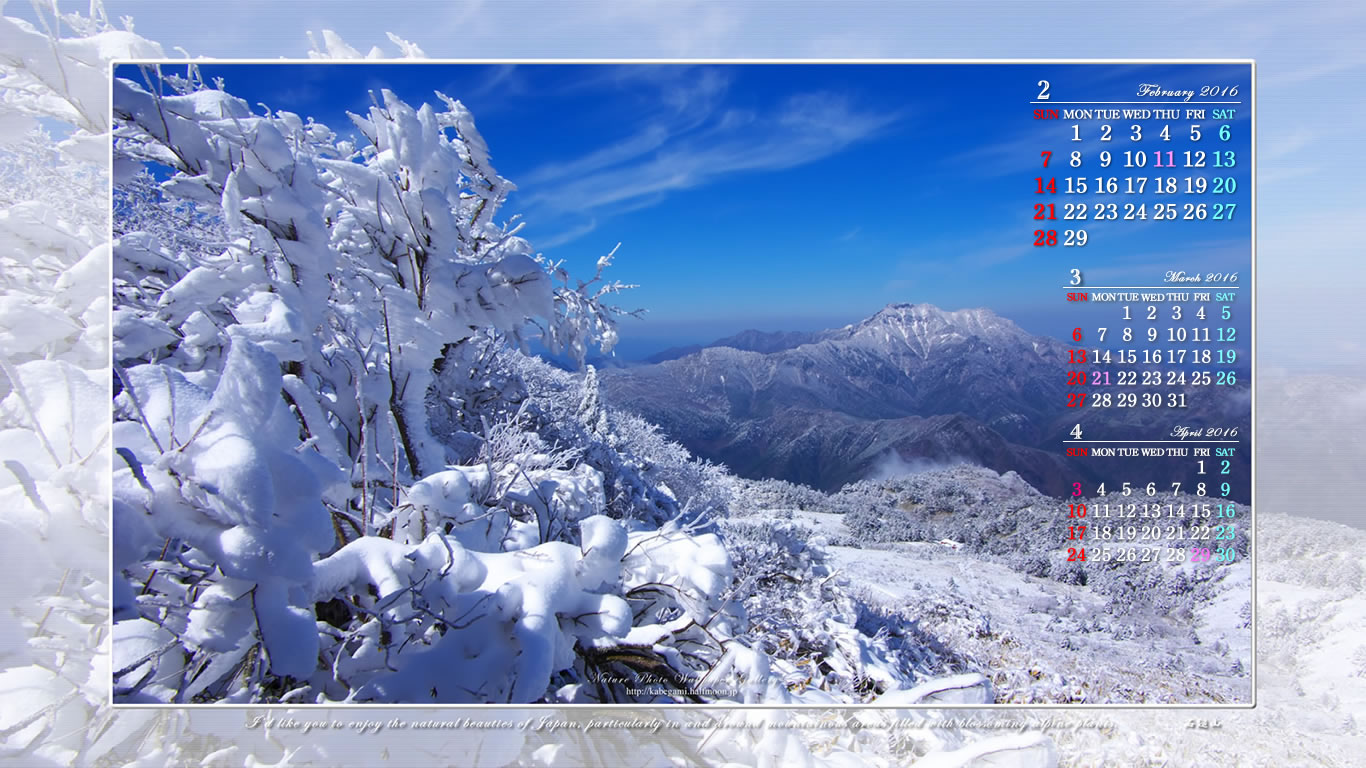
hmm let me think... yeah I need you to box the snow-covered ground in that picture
[1035,514,1366,766]
[771,507,1252,704]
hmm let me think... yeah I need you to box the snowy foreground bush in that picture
[106,64,947,706]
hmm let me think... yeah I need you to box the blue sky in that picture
[26,0,1366,369]
[117,61,1252,358]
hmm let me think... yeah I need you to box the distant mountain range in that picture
[645,328,832,363]
[602,303,1251,495]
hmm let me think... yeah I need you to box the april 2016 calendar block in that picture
[111,60,1253,706]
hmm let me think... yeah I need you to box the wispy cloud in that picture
[520,66,727,189]
[467,64,520,99]
[536,216,598,249]
[521,123,673,188]
[519,79,899,244]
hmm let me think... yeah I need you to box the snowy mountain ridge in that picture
[650,302,1049,365]
[832,303,1038,360]
[603,302,1074,492]
[604,301,1250,495]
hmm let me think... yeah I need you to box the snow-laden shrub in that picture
[608,408,734,521]
[111,71,627,477]
[731,477,838,517]
[113,337,338,697]
[107,68,791,705]
[107,67,676,701]
[839,469,1038,549]
[719,515,956,702]
[495,348,735,527]
[313,514,624,703]
[302,508,743,704]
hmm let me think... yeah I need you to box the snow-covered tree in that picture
[108,64,672,701]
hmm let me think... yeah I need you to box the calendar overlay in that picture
[1033,66,1253,573]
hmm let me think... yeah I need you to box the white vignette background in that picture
[1,1,1364,766]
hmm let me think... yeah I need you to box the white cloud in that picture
[519,87,898,240]
[521,123,673,188]
[535,217,598,250]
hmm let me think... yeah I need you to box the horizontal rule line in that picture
[1060,286,1241,290]
[1030,101,1243,104]
[1064,440,1239,443]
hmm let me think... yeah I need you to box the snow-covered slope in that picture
[738,463,1254,705]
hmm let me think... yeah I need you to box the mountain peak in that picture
[871,302,998,322]
[855,303,1016,338]
[822,303,1033,361]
